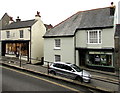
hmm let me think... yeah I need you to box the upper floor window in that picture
[87,30,102,44]
[6,31,10,38]
[20,30,23,38]
[54,39,61,49]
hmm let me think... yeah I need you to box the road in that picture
[1,66,93,93]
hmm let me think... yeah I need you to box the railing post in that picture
[47,62,49,74]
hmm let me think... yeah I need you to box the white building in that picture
[44,6,117,72]
[1,12,46,63]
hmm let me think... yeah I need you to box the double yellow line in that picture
[1,66,84,93]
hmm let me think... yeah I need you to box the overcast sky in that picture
[0,0,119,26]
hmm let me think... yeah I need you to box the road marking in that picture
[1,66,84,93]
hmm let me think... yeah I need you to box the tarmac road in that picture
[1,66,93,93]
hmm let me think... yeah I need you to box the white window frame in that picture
[54,55,61,62]
[54,39,61,49]
[6,31,10,38]
[87,30,102,44]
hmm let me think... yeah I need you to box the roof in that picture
[44,7,115,38]
[2,19,37,30]
[115,24,120,37]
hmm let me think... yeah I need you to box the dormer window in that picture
[20,30,23,38]
[87,30,102,44]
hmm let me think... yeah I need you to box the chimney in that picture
[35,11,41,20]
[110,2,115,16]
[16,16,21,22]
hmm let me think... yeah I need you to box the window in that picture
[55,55,61,62]
[54,39,61,49]
[87,30,102,44]
[20,30,23,38]
[88,52,113,66]
[6,31,10,38]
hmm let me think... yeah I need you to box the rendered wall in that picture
[31,18,46,62]
[44,37,75,64]
[76,28,115,49]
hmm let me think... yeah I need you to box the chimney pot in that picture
[16,16,21,22]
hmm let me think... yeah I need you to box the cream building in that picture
[44,6,117,72]
[1,12,46,63]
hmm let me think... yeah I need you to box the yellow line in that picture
[1,66,84,93]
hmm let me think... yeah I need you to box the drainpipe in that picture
[28,26,32,64]
[74,31,77,65]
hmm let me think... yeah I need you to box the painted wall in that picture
[76,28,115,49]
[1,28,30,40]
[31,17,46,62]
[118,1,120,24]
[44,37,75,64]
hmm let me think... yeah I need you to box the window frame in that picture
[19,30,24,38]
[87,30,102,44]
[54,39,61,49]
[54,55,61,62]
[6,31,10,38]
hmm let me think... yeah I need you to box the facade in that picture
[1,12,46,63]
[0,13,11,56]
[44,6,117,72]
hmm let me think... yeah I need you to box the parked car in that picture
[49,62,91,83]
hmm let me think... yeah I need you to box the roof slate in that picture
[44,7,115,38]
[115,24,120,37]
[2,19,37,30]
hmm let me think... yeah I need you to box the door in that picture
[79,50,86,66]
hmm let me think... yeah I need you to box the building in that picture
[1,12,46,63]
[44,5,116,72]
[0,13,12,56]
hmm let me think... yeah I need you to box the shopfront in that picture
[2,40,29,61]
[87,52,113,67]
[77,48,115,72]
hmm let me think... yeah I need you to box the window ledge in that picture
[54,47,61,50]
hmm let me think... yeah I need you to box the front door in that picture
[79,50,86,66]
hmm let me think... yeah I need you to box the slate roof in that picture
[115,24,120,37]
[2,19,37,30]
[44,7,115,38]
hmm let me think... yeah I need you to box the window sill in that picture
[54,47,61,50]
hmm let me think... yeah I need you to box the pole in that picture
[19,45,22,67]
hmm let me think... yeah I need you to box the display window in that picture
[6,43,28,56]
[88,52,113,66]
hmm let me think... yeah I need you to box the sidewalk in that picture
[0,56,119,92]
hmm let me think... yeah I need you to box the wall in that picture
[31,18,46,62]
[76,28,115,49]
[1,28,30,40]
[44,37,75,64]
[118,1,120,24]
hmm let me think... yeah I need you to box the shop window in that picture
[6,43,28,56]
[88,52,112,66]
[87,30,102,44]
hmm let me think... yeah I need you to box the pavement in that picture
[0,56,119,93]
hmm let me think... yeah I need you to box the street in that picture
[1,66,93,93]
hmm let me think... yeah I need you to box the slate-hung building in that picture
[44,6,117,72]
[1,12,46,63]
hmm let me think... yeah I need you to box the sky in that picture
[0,0,120,26]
